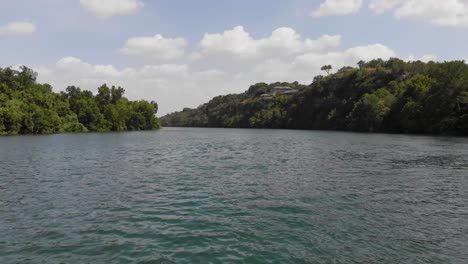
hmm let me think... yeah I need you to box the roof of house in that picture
[283,89,298,94]
[273,86,295,90]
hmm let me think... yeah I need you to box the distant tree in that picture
[313,75,324,83]
[247,83,270,97]
[357,60,366,69]
[367,59,384,68]
[321,65,332,75]
[110,86,125,104]
[346,91,393,132]
[96,84,111,108]
[150,100,159,114]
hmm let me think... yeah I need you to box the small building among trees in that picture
[272,86,298,96]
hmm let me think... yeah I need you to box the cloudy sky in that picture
[1,0,467,115]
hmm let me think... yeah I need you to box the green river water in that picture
[0,128,467,263]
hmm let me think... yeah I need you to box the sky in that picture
[1,0,468,115]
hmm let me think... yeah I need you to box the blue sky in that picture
[1,0,467,115]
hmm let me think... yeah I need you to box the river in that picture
[1,128,467,263]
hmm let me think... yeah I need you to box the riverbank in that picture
[162,59,468,136]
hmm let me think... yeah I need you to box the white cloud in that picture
[188,52,203,61]
[121,34,188,61]
[312,0,363,17]
[198,26,341,60]
[198,26,258,59]
[0,21,36,35]
[405,54,438,62]
[55,56,121,77]
[369,0,402,14]
[369,0,468,27]
[394,0,468,27]
[80,0,144,19]
[343,44,397,62]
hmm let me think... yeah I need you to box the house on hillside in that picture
[260,93,273,99]
[272,86,298,96]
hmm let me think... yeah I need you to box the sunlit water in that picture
[1,128,467,263]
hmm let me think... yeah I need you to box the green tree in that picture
[96,84,111,109]
[347,92,391,132]
[321,65,332,75]
[110,86,125,104]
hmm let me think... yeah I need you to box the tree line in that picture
[161,58,468,135]
[0,66,161,135]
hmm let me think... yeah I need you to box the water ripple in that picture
[0,129,467,263]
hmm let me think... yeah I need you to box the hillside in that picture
[161,58,468,135]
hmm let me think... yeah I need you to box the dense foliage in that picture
[0,66,161,135]
[162,59,468,135]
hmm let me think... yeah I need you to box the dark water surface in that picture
[1,128,467,263]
